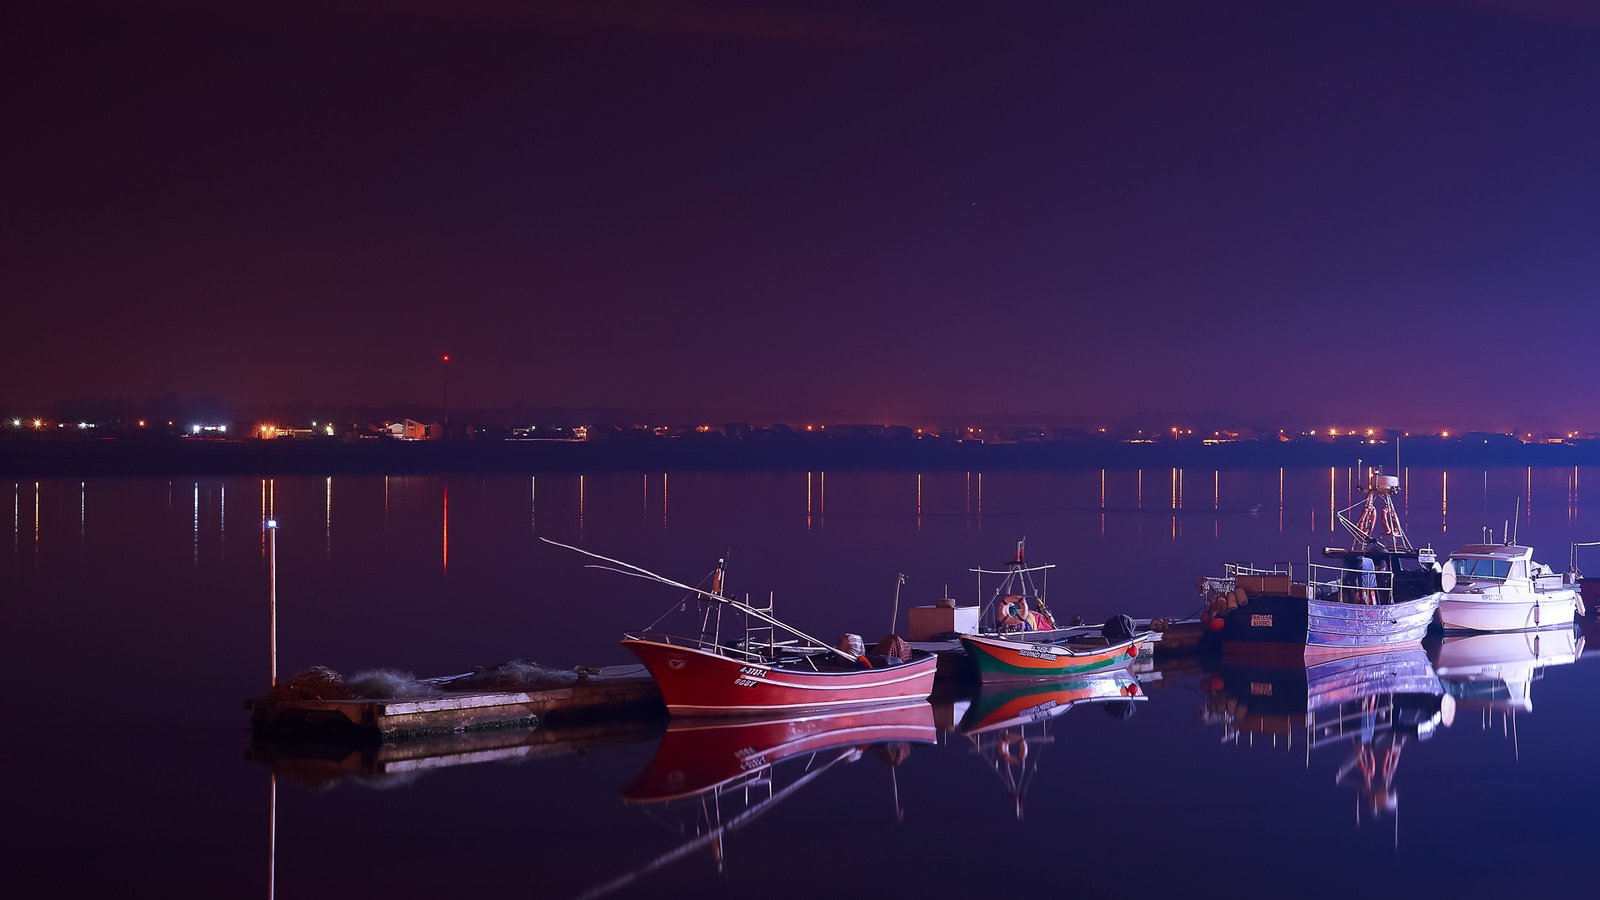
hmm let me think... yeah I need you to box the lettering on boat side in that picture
[1020,699,1059,719]
[1249,614,1274,627]
[733,677,760,687]
[738,665,768,677]
[739,754,769,771]
[1016,647,1058,660]
[1250,682,1272,696]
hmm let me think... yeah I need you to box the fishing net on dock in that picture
[447,660,579,691]
[346,668,445,700]
[266,666,358,702]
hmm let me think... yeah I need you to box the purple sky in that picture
[6,0,1600,430]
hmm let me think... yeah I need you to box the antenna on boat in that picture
[890,573,906,634]
[1512,498,1521,546]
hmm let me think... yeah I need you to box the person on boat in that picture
[1358,556,1378,604]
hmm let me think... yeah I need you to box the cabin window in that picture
[1452,557,1511,579]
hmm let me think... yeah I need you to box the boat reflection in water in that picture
[1202,648,1453,836]
[576,701,937,899]
[953,671,1146,820]
[1431,628,1583,746]
[250,718,665,789]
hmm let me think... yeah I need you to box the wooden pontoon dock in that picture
[248,664,661,741]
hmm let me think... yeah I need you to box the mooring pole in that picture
[267,518,279,687]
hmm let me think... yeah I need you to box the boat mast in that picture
[1338,469,1412,552]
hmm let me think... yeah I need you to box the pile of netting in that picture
[264,659,579,702]
[446,660,580,691]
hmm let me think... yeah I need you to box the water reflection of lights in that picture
[1442,471,1449,534]
[324,476,332,559]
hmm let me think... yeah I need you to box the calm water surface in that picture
[3,466,1597,898]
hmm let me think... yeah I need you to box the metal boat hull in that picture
[1216,591,1442,660]
[623,638,938,716]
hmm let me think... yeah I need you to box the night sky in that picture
[7,0,1600,430]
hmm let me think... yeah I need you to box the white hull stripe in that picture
[668,694,935,713]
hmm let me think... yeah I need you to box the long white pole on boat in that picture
[541,538,861,664]
[267,518,278,688]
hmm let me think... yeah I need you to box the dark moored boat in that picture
[1201,470,1443,660]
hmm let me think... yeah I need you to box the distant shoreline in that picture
[0,437,1592,478]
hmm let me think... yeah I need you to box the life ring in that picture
[998,731,1027,766]
[998,595,1029,630]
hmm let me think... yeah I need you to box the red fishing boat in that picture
[545,539,939,717]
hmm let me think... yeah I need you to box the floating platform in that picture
[248,664,661,741]
[252,715,665,786]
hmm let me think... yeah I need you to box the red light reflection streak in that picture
[578,474,585,538]
[1099,469,1106,537]
[1328,467,1335,534]
[442,482,449,572]
[530,475,536,532]
[1442,471,1449,534]
[662,473,668,530]
[324,476,332,559]
[819,471,825,527]
[1278,467,1284,533]
[915,473,922,531]
[261,478,267,557]
[806,472,813,530]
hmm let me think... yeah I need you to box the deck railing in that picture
[1214,559,1401,604]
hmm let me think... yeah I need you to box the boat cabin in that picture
[1444,544,1565,591]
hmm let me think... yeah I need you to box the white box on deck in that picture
[907,604,980,641]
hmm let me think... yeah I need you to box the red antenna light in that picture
[442,354,450,363]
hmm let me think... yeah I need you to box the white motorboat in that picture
[1436,544,1583,632]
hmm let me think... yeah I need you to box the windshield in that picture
[1452,557,1511,579]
